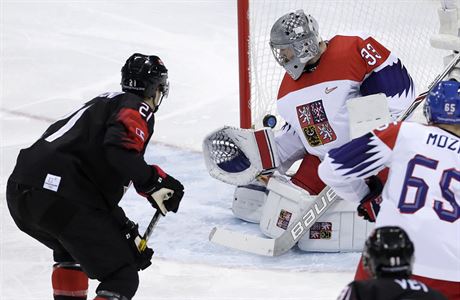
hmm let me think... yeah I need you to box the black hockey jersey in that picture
[9,92,156,210]
[337,278,448,300]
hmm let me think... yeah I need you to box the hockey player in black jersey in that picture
[6,53,185,300]
[337,226,447,300]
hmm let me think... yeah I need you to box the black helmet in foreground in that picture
[363,226,414,279]
[121,53,169,111]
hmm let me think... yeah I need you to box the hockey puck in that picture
[262,114,277,128]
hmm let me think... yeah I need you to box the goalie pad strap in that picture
[254,130,277,170]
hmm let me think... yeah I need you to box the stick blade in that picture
[209,227,276,256]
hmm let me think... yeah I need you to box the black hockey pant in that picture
[6,180,139,299]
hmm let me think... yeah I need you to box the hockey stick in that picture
[138,210,162,251]
[137,188,173,252]
[398,51,460,122]
[209,186,339,256]
[209,53,460,256]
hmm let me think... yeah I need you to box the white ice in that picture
[2,1,435,299]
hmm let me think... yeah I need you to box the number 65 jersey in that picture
[318,121,460,282]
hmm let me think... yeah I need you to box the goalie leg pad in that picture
[297,200,375,252]
[259,176,316,238]
[232,183,268,223]
[52,262,89,299]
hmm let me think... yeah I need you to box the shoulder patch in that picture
[117,108,150,152]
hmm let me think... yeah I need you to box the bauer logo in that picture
[290,188,336,241]
[309,222,332,239]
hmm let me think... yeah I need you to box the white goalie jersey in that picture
[319,121,460,282]
[275,32,415,165]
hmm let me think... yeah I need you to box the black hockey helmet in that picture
[121,53,169,110]
[363,226,414,279]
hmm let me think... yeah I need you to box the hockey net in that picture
[239,0,449,128]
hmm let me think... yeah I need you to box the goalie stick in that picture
[398,51,460,122]
[209,52,460,257]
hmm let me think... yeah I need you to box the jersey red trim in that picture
[117,108,150,152]
[372,121,402,150]
[358,36,391,74]
[152,164,166,178]
[412,274,460,300]
[277,35,391,99]
[254,130,276,170]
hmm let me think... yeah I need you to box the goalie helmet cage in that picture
[238,0,449,129]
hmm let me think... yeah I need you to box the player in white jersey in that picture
[269,8,416,188]
[319,80,460,299]
[233,9,415,252]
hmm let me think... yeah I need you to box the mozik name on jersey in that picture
[426,133,460,153]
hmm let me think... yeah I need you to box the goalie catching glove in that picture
[136,165,184,215]
[202,126,280,186]
[357,175,383,222]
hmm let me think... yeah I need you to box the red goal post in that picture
[238,0,449,129]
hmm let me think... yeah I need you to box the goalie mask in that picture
[424,80,460,125]
[363,226,414,279]
[121,53,169,112]
[270,10,321,80]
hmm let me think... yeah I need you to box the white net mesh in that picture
[246,0,450,127]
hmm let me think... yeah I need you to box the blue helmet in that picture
[424,80,460,125]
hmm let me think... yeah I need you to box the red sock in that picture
[52,263,89,299]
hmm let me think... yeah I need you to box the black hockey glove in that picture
[357,175,383,222]
[137,165,185,216]
[121,219,154,271]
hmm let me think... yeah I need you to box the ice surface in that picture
[2,1,437,299]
